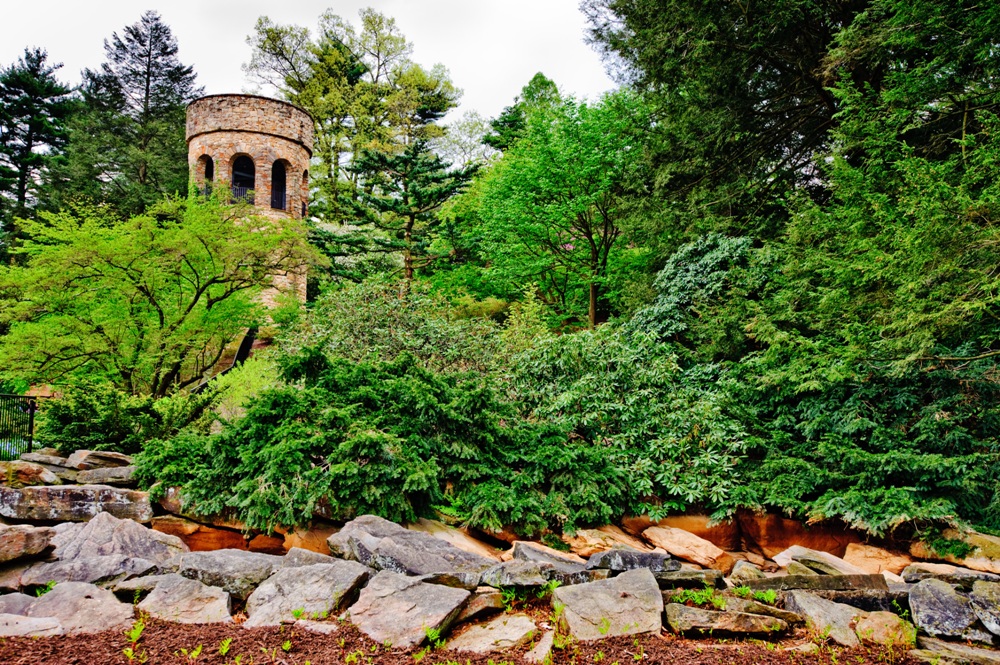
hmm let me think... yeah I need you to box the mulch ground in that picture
[0,614,917,665]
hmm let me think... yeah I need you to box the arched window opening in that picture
[197,155,214,196]
[301,169,309,217]
[271,161,287,210]
[231,155,255,203]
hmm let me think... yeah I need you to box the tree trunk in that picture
[589,282,598,329]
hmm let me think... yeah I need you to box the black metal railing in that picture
[271,188,286,211]
[231,185,255,204]
[0,395,36,461]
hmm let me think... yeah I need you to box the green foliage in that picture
[922,528,975,561]
[666,585,727,610]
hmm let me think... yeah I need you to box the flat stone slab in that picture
[0,524,55,564]
[25,582,133,634]
[0,485,152,523]
[719,596,803,625]
[65,450,133,470]
[169,549,282,600]
[745,574,888,592]
[855,611,916,647]
[911,637,1000,665]
[245,561,370,628]
[971,580,1000,637]
[784,546,868,576]
[523,631,554,664]
[481,560,552,587]
[551,568,663,641]
[281,547,334,568]
[447,614,536,653]
[0,461,60,488]
[643,526,736,573]
[456,587,504,623]
[729,560,766,585]
[75,466,137,487]
[348,571,470,649]
[808,588,910,614]
[665,603,788,637]
[20,554,156,588]
[586,548,679,573]
[903,562,1000,590]
[784,590,864,647]
[654,569,725,589]
[138,575,232,624]
[0,613,64,637]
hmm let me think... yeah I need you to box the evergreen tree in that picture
[483,73,559,152]
[51,11,202,216]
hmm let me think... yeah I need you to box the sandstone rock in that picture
[775,545,868,576]
[0,592,33,615]
[745,574,888,592]
[20,554,155,588]
[654,569,725,589]
[417,571,483,590]
[903,562,1000,589]
[562,526,655,557]
[295,619,339,635]
[65,450,132,470]
[523,631,555,664]
[0,613,64,637]
[75,466,137,487]
[281,547,334,568]
[784,590,865,647]
[456,587,504,623]
[447,613,536,653]
[0,485,153,522]
[721,596,804,625]
[19,453,78,482]
[911,637,1000,665]
[729,560,766,585]
[245,561,370,628]
[481,560,551,587]
[55,511,187,564]
[854,611,916,647]
[585,548,679,573]
[170,549,282,600]
[0,562,33,593]
[844,543,912,575]
[282,523,340,555]
[0,461,60,488]
[247,533,285,555]
[511,541,586,566]
[348,571,470,649]
[551,568,663,641]
[642,526,737,573]
[909,578,994,643]
[157,487,246,531]
[621,515,740,551]
[25,582,133,634]
[787,561,819,576]
[150,515,248,551]
[911,529,1000,576]
[138,576,232,624]
[407,518,503,561]
[738,511,860,559]
[664,604,788,637]
[971,581,1000,637]
[0,524,54,564]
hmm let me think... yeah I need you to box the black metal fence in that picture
[271,188,286,211]
[0,395,36,461]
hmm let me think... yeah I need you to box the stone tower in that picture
[186,94,314,302]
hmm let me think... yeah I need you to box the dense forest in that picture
[1,2,999,541]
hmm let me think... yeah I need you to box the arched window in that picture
[271,161,287,210]
[301,169,309,217]
[197,155,214,196]
[231,155,255,203]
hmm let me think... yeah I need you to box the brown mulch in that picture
[0,614,918,665]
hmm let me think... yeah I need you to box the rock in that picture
[787,561,819,576]
[407,518,503,561]
[903,562,1000,589]
[911,529,1000,576]
[854,611,916,647]
[0,592,33,615]
[447,613,536,653]
[721,596,803,625]
[911,637,1000,665]
[910,578,994,643]
[138,576,232,624]
[113,574,186,600]
[64,450,132,470]
[247,533,286,555]
[0,613,64,637]
[551,568,662,641]
[75,466,137,487]
[296,619,339,635]
[784,590,865,647]
[0,562,33,593]
[282,523,340,555]
[456,587,504,623]
[19,453,79,482]
[25,582,133,634]
[0,485,153,523]
[0,524,55,564]
[776,545,868,576]
[150,516,249,551]
[562,526,655,557]
[157,487,246,531]
[785,643,821,655]
[245,561,371,628]
[737,511,860,559]
[0,461,60,488]
[481,560,552,587]
[971,581,1000,637]
[844,543,912,575]
[523,631,555,664]
[585,548,679,573]
[621,515,740,551]
[20,554,156,588]
[642,526,736,573]
[348,571,470,649]
[809,589,911,614]
[511,541,587,566]
[417,571,482,590]
[664,604,788,637]
[654,569,725,589]
[54,512,187,564]
[729,560,766,585]
[281,547,334,568]
[745,574,889,592]
[170,549,282,600]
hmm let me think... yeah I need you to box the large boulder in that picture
[64,450,133,470]
[75,466,137,487]
[168,549,282,600]
[447,614,537,653]
[664,604,788,637]
[25,582,133,634]
[843,543,912,576]
[0,485,153,522]
[0,461,60,488]
[348,571,470,649]
[281,547,335,568]
[20,554,155,588]
[54,512,187,564]
[774,545,867,576]
[621,515,740,551]
[510,542,606,585]
[585,548,679,573]
[642,526,736,574]
[0,592,33,615]
[971,580,1000,637]
[911,529,1000,576]
[0,613,64,637]
[0,525,55,564]
[150,516,249,552]
[551,568,663,641]
[18,453,78,482]
[854,611,916,647]
[737,511,860,559]
[244,561,371,628]
[406,519,502,561]
[456,587,505,623]
[909,578,994,643]
[481,560,551,588]
[729,560,766,585]
[784,590,865,647]
[137,576,231,624]
[562,526,656,557]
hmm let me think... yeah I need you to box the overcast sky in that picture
[0,0,617,121]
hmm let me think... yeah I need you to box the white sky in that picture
[0,0,616,121]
